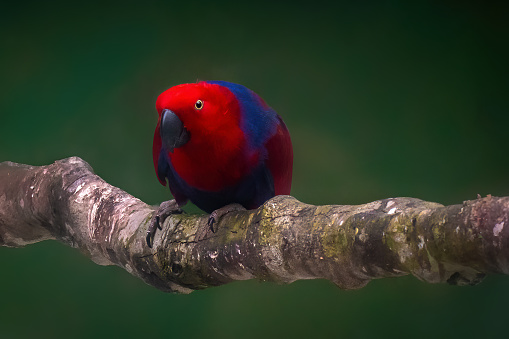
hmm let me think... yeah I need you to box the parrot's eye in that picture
[194,100,204,110]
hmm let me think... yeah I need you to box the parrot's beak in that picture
[160,109,190,152]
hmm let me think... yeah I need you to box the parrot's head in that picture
[155,81,242,153]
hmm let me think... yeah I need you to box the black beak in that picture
[160,109,190,152]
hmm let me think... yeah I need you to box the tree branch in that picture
[1,157,508,293]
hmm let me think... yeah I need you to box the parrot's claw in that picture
[207,203,245,233]
[146,200,183,248]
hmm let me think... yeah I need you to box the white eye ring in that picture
[195,100,203,110]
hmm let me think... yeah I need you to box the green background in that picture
[1,1,508,338]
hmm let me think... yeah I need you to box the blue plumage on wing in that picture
[205,81,279,151]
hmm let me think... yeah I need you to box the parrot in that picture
[147,80,293,247]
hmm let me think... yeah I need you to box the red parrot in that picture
[147,80,293,246]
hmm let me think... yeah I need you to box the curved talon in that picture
[146,232,154,248]
[207,203,246,234]
[146,200,183,248]
[207,216,217,233]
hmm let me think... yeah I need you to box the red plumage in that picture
[153,81,292,214]
[265,119,293,196]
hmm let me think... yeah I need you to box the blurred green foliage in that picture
[1,1,508,338]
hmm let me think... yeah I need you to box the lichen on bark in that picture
[1,157,508,293]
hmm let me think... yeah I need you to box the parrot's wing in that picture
[265,116,293,195]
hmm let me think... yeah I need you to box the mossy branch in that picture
[1,157,508,293]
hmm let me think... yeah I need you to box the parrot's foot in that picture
[146,200,183,248]
[207,203,246,233]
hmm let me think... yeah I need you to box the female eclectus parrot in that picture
[147,80,293,247]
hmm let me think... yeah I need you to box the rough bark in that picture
[1,157,508,293]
